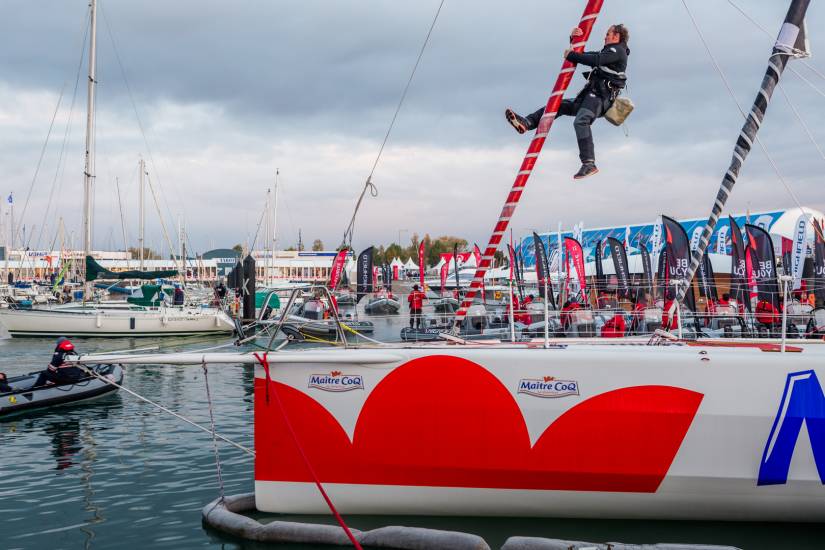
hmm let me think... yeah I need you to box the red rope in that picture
[253,352,363,549]
[454,0,606,325]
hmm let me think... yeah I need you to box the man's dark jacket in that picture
[566,41,629,100]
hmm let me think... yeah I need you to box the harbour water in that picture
[1,318,823,549]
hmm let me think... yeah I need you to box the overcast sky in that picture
[1,0,824,255]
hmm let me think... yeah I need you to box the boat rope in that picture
[252,352,363,549]
[662,0,810,324]
[145,172,185,274]
[202,362,226,502]
[726,0,822,78]
[77,363,256,457]
[341,0,446,249]
[340,322,385,345]
[114,175,130,260]
[453,0,605,329]
[14,83,70,252]
[776,82,825,167]
[726,1,825,102]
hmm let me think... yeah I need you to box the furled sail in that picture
[85,255,176,282]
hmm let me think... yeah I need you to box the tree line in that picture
[366,234,504,267]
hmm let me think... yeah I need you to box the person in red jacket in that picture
[755,299,780,326]
[407,284,426,329]
[601,312,626,338]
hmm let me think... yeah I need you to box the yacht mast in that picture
[82,0,97,268]
[272,168,279,282]
[139,157,145,270]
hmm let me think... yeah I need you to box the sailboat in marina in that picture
[0,0,233,338]
[82,0,825,523]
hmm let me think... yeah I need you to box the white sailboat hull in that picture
[252,343,825,521]
[0,307,234,337]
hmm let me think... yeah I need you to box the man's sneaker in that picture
[573,163,599,180]
[505,108,529,134]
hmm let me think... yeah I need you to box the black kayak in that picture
[0,364,123,418]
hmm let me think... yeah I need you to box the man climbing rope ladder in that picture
[506,24,630,180]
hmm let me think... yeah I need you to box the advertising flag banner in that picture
[640,242,653,296]
[533,233,548,299]
[327,248,349,290]
[662,215,696,311]
[564,237,587,297]
[814,219,825,303]
[697,250,719,301]
[729,217,751,312]
[595,240,606,293]
[440,262,448,292]
[356,247,374,302]
[746,224,781,310]
[418,241,426,288]
[791,214,808,290]
[607,237,630,298]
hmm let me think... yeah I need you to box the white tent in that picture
[403,257,419,271]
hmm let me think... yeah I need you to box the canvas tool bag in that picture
[605,96,634,126]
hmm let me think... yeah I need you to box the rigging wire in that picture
[98,3,183,244]
[341,0,446,248]
[15,83,70,252]
[32,16,91,255]
[114,175,130,258]
[726,0,825,102]
[680,0,810,221]
[17,13,86,276]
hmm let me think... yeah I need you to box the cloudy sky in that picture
[1,0,823,255]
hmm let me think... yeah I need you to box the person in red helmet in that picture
[33,337,83,388]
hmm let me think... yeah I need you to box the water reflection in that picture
[43,418,82,471]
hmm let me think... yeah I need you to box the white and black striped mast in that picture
[671,0,810,311]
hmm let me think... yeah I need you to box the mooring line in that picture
[202,362,226,502]
[78,364,255,457]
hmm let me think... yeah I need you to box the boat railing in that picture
[264,285,350,350]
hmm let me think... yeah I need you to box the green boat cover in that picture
[85,255,177,282]
[126,284,163,307]
[255,290,280,309]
